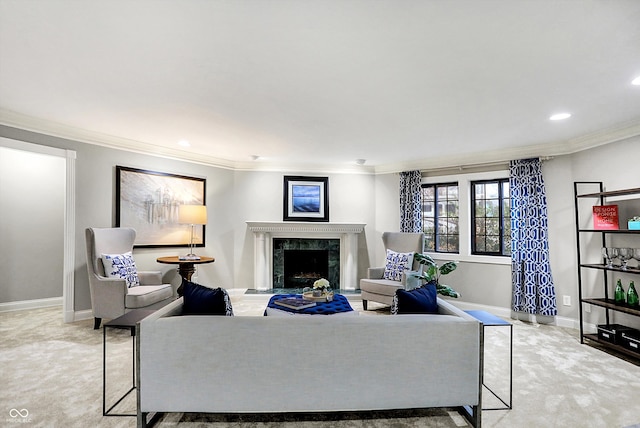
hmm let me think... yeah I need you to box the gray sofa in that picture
[136,297,483,427]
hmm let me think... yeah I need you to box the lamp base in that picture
[179,254,201,261]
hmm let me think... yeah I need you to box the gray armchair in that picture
[85,227,174,329]
[360,232,425,310]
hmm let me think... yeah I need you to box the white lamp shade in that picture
[178,205,207,225]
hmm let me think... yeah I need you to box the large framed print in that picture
[283,176,329,222]
[116,166,206,247]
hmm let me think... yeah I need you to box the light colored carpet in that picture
[1,294,639,428]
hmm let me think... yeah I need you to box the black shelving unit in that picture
[574,182,640,361]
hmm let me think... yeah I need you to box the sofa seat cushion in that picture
[359,278,404,296]
[393,283,438,314]
[125,284,173,308]
[182,279,234,316]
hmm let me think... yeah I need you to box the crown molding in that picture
[373,118,640,175]
[2,108,638,175]
[0,109,238,169]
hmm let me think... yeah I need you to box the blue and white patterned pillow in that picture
[101,251,140,288]
[383,249,414,281]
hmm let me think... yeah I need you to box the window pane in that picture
[486,183,499,199]
[448,235,459,252]
[486,235,499,252]
[423,186,434,199]
[486,218,499,235]
[485,200,499,217]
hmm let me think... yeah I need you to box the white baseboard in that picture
[0,297,63,313]
[73,309,93,322]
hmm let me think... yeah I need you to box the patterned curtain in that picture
[510,158,557,316]
[399,170,422,233]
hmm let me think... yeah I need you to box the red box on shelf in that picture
[592,205,619,230]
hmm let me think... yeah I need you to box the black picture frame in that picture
[283,176,329,222]
[116,166,206,247]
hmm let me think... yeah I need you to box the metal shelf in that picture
[578,229,640,234]
[576,187,640,198]
[581,298,640,316]
[580,263,640,275]
[583,334,640,362]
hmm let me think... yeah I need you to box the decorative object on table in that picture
[628,216,640,230]
[628,281,639,307]
[115,166,206,247]
[592,204,619,230]
[413,253,460,298]
[179,205,207,260]
[283,175,329,222]
[615,279,626,305]
[303,278,334,302]
[273,296,317,310]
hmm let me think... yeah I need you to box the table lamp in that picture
[178,204,207,260]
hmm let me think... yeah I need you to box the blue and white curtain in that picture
[510,158,557,316]
[399,170,422,233]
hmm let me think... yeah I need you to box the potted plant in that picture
[413,253,460,298]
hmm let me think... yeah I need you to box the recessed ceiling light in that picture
[632,75,640,86]
[178,140,190,147]
[549,113,571,121]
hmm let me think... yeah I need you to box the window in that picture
[421,182,459,253]
[471,179,510,256]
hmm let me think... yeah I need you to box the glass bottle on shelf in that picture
[614,279,626,304]
[627,281,639,307]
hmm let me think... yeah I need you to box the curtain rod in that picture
[418,156,555,175]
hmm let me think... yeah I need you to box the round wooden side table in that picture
[156,256,215,295]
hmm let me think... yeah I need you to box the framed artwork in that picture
[116,166,206,247]
[283,176,329,222]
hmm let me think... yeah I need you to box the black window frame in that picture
[471,178,510,256]
[421,182,459,254]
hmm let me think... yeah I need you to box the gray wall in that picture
[0,146,65,302]
[1,122,638,326]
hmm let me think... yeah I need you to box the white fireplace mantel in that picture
[246,221,366,291]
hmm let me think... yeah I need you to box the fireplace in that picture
[283,249,328,288]
[273,239,339,289]
[246,221,366,291]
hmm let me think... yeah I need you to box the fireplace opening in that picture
[283,249,329,289]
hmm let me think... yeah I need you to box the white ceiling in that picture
[1,0,639,173]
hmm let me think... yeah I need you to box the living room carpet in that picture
[1,293,639,428]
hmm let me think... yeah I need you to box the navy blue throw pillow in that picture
[395,283,438,314]
[182,279,228,315]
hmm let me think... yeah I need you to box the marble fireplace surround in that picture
[246,222,366,291]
